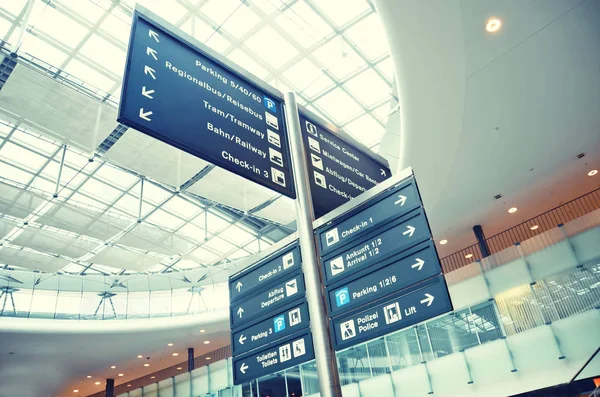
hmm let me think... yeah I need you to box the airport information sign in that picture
[315,173,453,350]
[233,331,315,385]
[119,12,295,197]
[300,115,390,217]
[331,275,452,350]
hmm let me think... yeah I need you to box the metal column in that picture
[188,347,194,372]
[284,92,343,397]
[105,378,115,397]
[473,225,491,258]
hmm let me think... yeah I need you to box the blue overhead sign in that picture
[300,115,390,217]
[321,208,432,284]
[331,275,452,350]
[326,241,441,317]
[229,244,301,303]
[232,301,309,356]
[233,331,315,385]
[230,272,306,329]
[119,11,295,197]
[318,176,421,254]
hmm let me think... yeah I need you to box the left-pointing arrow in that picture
[240,363,248,374]
[141,86,155,99]
[239,335,246,345]
[420,293,434,307]
[144,65,156,80]
[148,29,159,42]
[146,46,158,61]
[237,307,244,318]
[139,108,152,121]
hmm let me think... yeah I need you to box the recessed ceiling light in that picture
[86,376,92,379]
[73,390,79,393]
[127,385,132,387]
[95,382,101,385]
[137,355,143,358]
[151,376,155,379]
[144,363,150,367]
[508,207,517,213]
[204,341,210,344]
[118,374,124,377]
[167,343,174,347]
[530,225,539,230]
[439,239,448,245]
[172,353,179,356]
[110,366,116,369]
[465,253,473,259]
[486,17,502,33]
[206,357,211,360]
[199,329,206,333]
[177,367,182,370]
[589,169,598,176]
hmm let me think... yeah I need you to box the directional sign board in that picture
[230,272,305,329]
[331,275,452,350]
[229,244,301,303]
[321,208,432,284]
[326,241,441,317]
[234,331,315,385]
[232,301,309,356]
[318,176,421,254]
[119,10,295,197]
[300,114,390,217]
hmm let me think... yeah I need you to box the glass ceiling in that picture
[0,0,394,276]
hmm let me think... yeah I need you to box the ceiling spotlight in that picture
[206,357,211,360]
[508,207,518,213]
[95,382,101,385]
[177,367,182,370]
[118,374,124,377]
[530,225,539,230]
[127,385,132,387]
[167,343,174,347]
[486,17,502,33]
[204,341,210,344]
[86,376,92,379]
[589,169,598,176]
[144,363,150,367]
[465,253,473,259]
[199,329,206,333]
[151,376,155,379]
[73,390,79,393]
[439,239,448,245]
[137,355,143,358]
[172,353,179,356]
[110,366,116,369]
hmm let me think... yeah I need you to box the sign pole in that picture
[284,92,343,397]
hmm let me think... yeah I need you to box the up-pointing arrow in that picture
[240,363,248,374]
[239,335,246,345]
[420,293,434,307]
[402,225,415,237]
[141,86,155,99]
[237,307,244,318]
[146,46,158,61]
[144,65,156,80]
[148,29,160,42]
[139,108,152,121]
[411,258,425,271]
[235,281,242,292]
[394,195,407,206]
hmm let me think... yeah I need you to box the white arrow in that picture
[146,46,158,61]
[239,335,246,345]
[403,225,415,237]
[148,29,159,42]
[141,86,155,99]
[411,258,425,271]
[381,169,387,176]
[394,195,407,206]
[144,65,156,80]
[240,363,248,374]
[235,281,242,292]
[237,307,244,318]
[420,293,434,307]
[139,108,153,121]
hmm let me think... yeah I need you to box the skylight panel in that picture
[178,222,210,241]
[161,196,202,219]
[281,58,323,92]
[0,16,13,40]
[63,58,117,93]
[146,209,184,231]
[189,246,219,264]
[99,11,131,45]
[181,17,214,42]
[17,35,69,66]
[273,1,333,49]
[372,102,392,123]
[59,0,105,24]
[343,114,385,147]
[62,262,86,273]
[219,224,255,246]
[226,48,269,80]
[12,129,59,156]
[245,26,300,70]
[313,0,370,28]
[176,258,203,270]
[204,31,231,54]
[36,5,88,48]
[0,142,48,172]
[204,236,236,254]
[0,161,34,185]
[95,163,137,189]
[200,0,243,25]
[140,182,170,205]
[136,0,188,25]
[314,88,362,124]
[300,73,335,99]
[345,13,390,61]
[376,57,394,82]
[204,211,233,232]
[78,33,126,76]
[313,38,365,80]
[113,192,148,218]
[1,0,28,17]
[29,174,55,193]
[229,249,251,260]
[221,4,260,39]
[70,191,108,211]
[344,69,390,107]
[79,177,122,204]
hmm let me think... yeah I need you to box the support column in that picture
[473,225,491,258]
[284,92,343,397]
[188,347,194,372]
[105,378,115,397]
